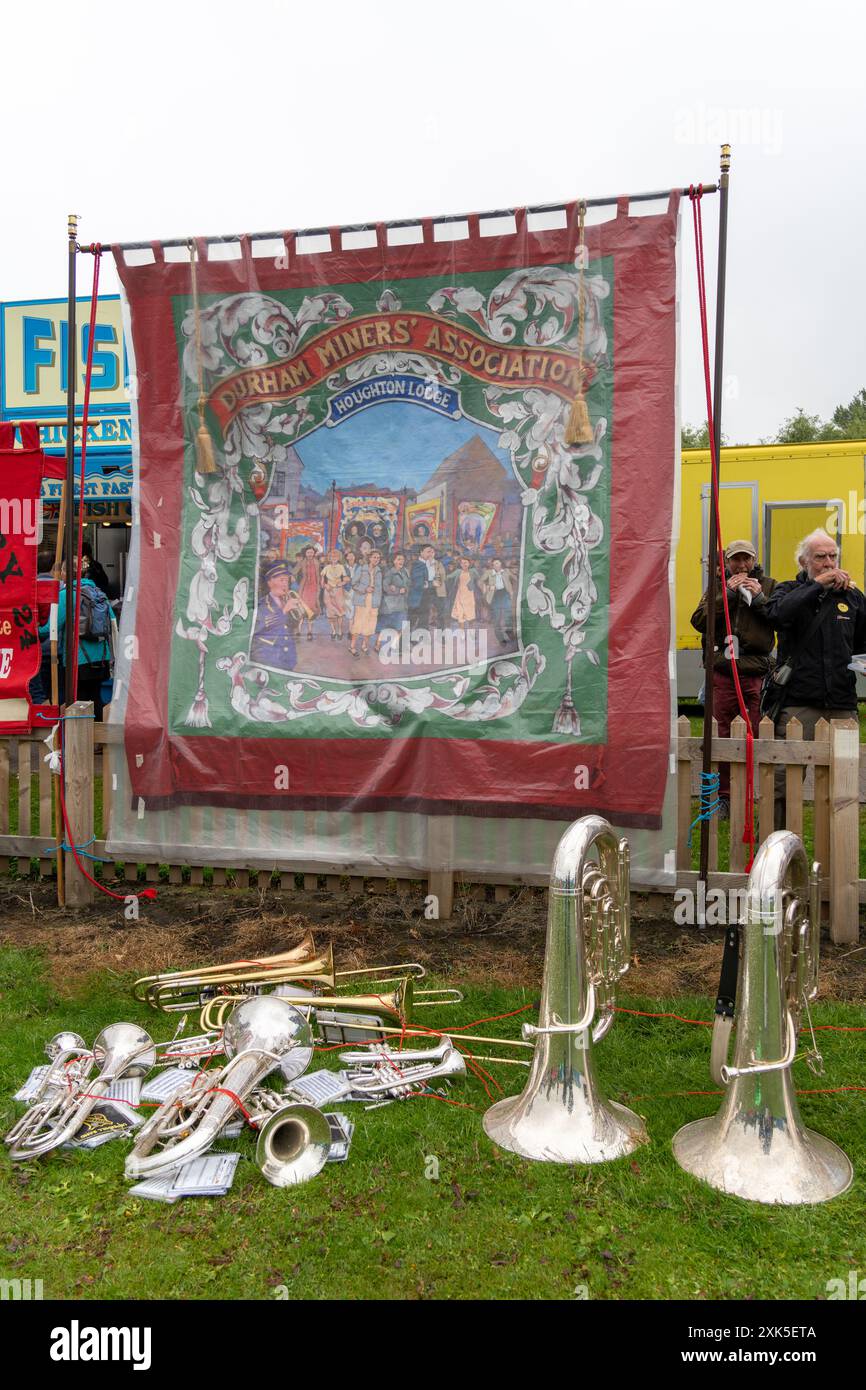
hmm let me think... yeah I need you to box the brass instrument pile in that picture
[4,817,855,1206]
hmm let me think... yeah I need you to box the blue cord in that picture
[45,836,105,862]
[687,771,721,848]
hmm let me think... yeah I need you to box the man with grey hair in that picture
[765,528,866,826]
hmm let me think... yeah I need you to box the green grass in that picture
[1,945,864,1301]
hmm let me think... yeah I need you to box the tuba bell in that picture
[483,815,647,1164]
[672,831,853,1205]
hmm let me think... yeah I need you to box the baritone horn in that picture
[672,831,853,1205]
[483,815,647,1163]
[125,996,314,1181]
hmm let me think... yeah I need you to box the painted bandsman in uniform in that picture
[251,561,307,672]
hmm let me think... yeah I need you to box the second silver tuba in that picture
[672,831,853,1205]
[483,815,647,1164]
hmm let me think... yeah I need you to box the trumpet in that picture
[125,997,314,1181]
[672,832,853,1205]
[6,1023,156,1162]
[339,1038,467,1101]
[483,816,647,1164]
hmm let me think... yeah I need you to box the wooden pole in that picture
[699,145,731,884]
[828,719,859,945]
[427,815,455,920]
[51,476,66,905]
[63,699,94,907]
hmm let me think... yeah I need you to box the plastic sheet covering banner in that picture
[114,195,680,825]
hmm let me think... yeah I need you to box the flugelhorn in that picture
[125,997,314,1181]
[7,1023,156,1161]
[483,816,647,1163]
[672,831,853,1204]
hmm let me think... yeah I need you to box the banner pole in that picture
[60,213,78,908]
[64,215,78,690]
[51,474,66,906]
[698,146,732,889]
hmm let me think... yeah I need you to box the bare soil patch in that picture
[1,879,864,1003]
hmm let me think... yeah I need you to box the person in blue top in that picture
[38,557,113,718]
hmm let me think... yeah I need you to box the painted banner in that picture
[405,498,442,544]
[0,423,60,731]
[116,197,679,824]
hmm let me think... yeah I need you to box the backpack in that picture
[79,584,112,642]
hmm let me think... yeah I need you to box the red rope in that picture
[689,188,756,869]
[69,248,102,702]
[54,713,157,903]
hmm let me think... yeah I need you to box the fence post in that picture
[63,700,95,907]
[676,715,692,870]
[729,715,747,874]
[427,815,454,921]
[828,719,859,945]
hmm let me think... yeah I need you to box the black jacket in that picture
[764,570,866,709]
[690,565,776,676]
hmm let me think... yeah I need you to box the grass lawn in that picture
[1,945,864,1301]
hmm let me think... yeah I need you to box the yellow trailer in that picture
[676,439,866,696]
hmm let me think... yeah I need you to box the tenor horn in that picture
[672,832,853,1204]
[7,1023,156,1161]
[125,996,313,1181]
[255,1103,333,1188]
[483,815,647,1164]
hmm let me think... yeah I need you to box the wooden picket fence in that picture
[0,705,861,942]
[676,714,861,943]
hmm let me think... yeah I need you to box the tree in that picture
[830,388,866,440]
[773,408,839,445]
[682,421,728,450]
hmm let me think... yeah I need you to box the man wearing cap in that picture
[690,541,776,816]
[251,561,302,671]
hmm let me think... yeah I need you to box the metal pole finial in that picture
[68,213,79,241]
[720,144,731,173]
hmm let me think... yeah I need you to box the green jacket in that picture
[690,565,776,676]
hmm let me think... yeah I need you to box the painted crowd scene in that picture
[251,428,523,678]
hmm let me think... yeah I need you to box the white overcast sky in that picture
[2,0,863,443]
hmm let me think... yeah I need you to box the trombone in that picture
[133,935,460,1013]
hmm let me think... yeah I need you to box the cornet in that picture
[483,816,647,1164]
[673,832,853,1204]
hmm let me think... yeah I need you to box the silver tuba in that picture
[6,1023,155,1161]
[125,996,313,1181]
[672,831,853,1205]
[483,815,647,1164]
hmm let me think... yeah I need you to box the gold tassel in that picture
[564,199,594,449]
[190,240,220,475]
[564,391,593,446]
[195,414,218,474]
